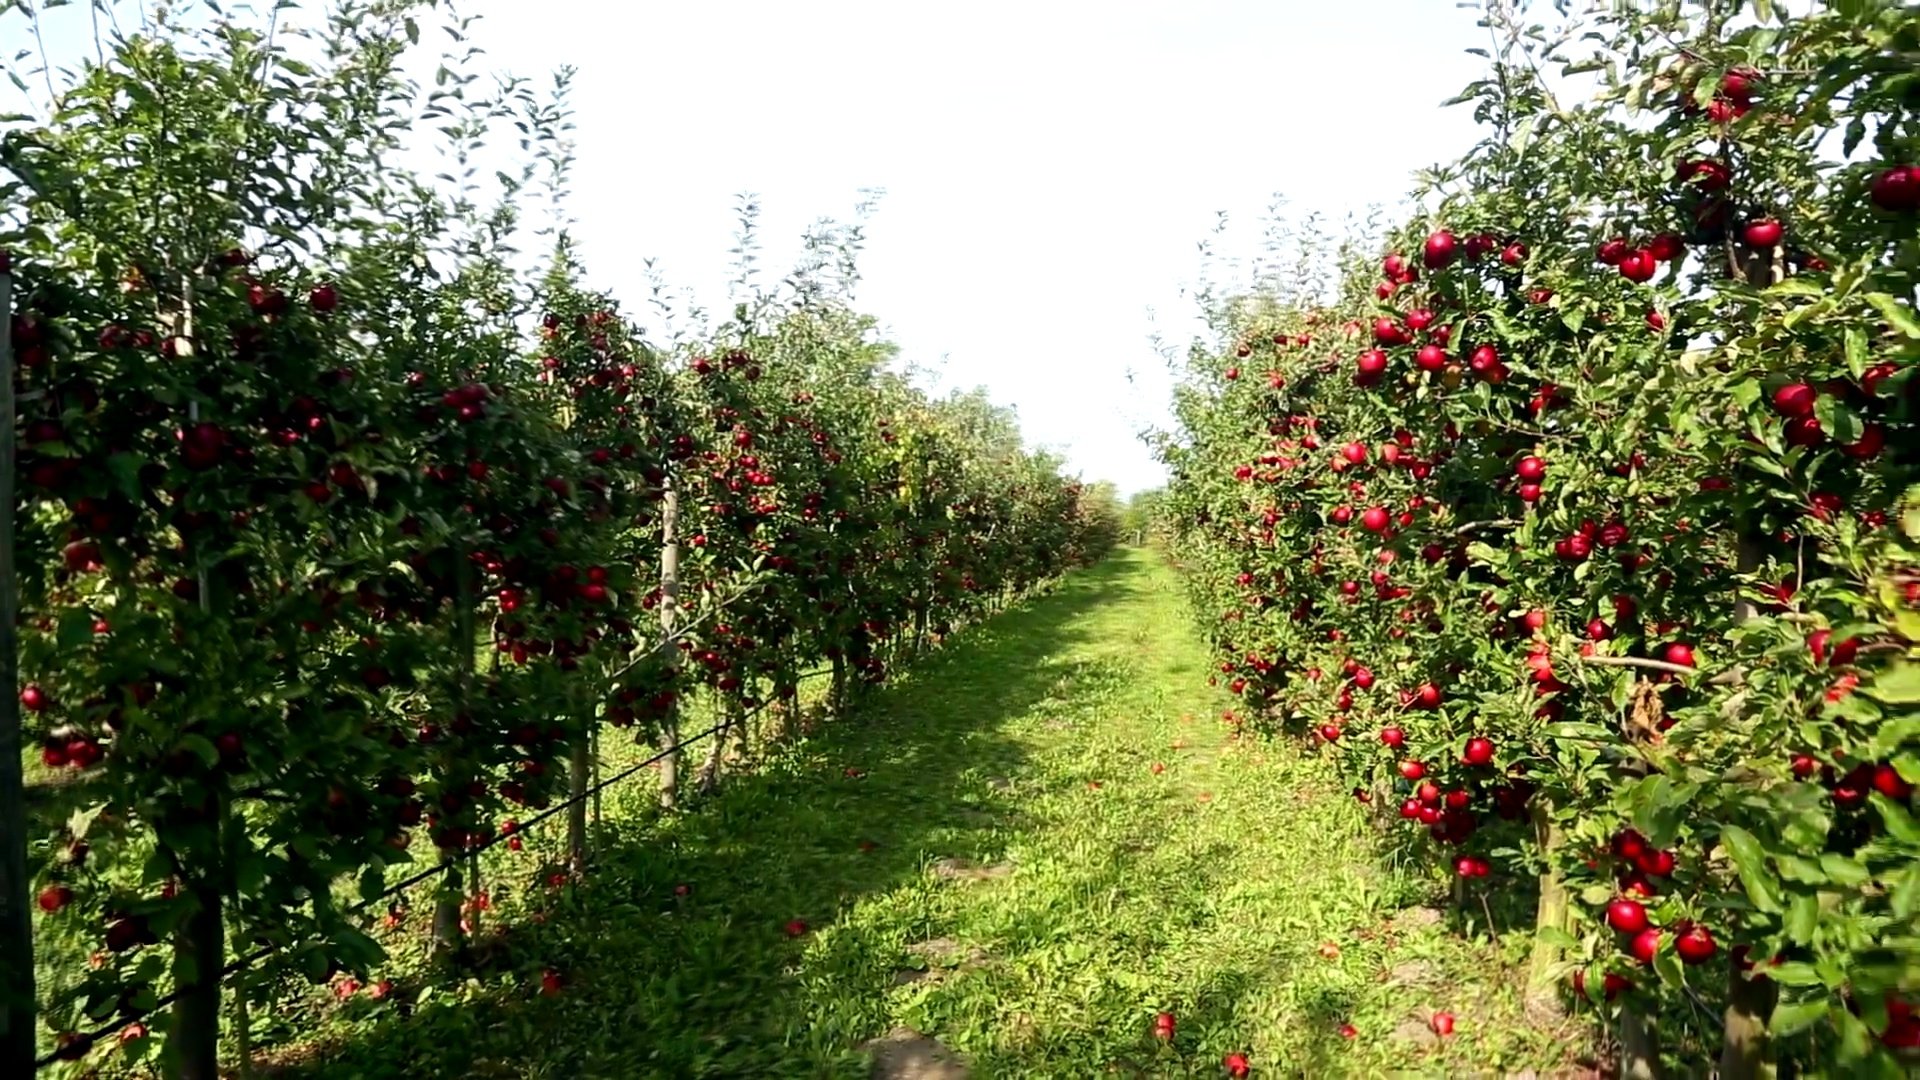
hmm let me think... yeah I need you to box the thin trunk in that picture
[694,710,730,796]
[436,547,477,961]
[1719,538,1775,1078]
[168,291,224,1080]
[234,971,253,1080]
[830,652,847,716]
[566,725,590,873]
[1619,1008,1662,1080]
[167,877,224,1080]
[431,861,463,962]
[591,725,602,826]
[655,484,682,811]
[1525,805,1569,1021]
[0,265,35,1076]
[1719,239,1774,1068]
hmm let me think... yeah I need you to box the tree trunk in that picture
[167,876,224,1080]
[1525,805,1569,1021]
[0,266,36,1078]
[1718,536,1775,1077]
[656,483,682,811]
[830,652,847,717]
[1619,1008,1662,1080]
[431,857,463,962]
[1719,964,1777,1080]
[694,711,731,797]
[567,732,590,873]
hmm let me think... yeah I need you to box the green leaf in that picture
[1819,852,1870,887]
[1769,997,1828,1036]
[1785,892,1819,943]
[1720,826,1784,911]
[1891,864,1920,919]
[179,733,220,769]
[1779,854,1828,884]
[1871,793,1920,844]
[1844,326,1869,379]
[1769,961,1824,987]
[1867,662,1920,704]
[56,607,96,650]
[1865,293,1920,340]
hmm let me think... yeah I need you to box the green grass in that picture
[134,549,1600,1077]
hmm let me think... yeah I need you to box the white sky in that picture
[14,0,1496,495]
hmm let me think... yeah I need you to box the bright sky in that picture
[16,0,1496,496]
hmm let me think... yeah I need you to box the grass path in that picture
[290,549,1587,1078]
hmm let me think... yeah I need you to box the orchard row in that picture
[1160,2,1918,1076]
[0,5,1115,1075]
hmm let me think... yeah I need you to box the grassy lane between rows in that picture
[270,548,1599,1078]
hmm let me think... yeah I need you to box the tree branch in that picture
[1577,654,1699,679]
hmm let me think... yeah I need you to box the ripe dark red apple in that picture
[37,883,72,913]
[784,918,809,937]
[1873,764,1913,799]
[1423,230,1457,269]
[1662,642,1695,669]
[1398,760,1426,781]
[21,684,48,712]
[1515,455,1546,482]
[1618,250,1657,282]
[1153,1011,1176,1040]
[1224,1052,1251,1078]
[1606,898,1649,934]
[1430,1012,1455,1036]
[1742,219,1783,248]
[310,284,339,312]
[1341,442,1367,464]
[1870,165,1919,212]
[1675,924,1716,965]
[1373,318,1409,346]
[1842,423,1885,460]
[1361,507,1390,533]
[1379,726,1405,748]
[1628,927,1662,964]
[1356,349,1389,383]
[1765,382,1814,419]
[1463,737,1494,766]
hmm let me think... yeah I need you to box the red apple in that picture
[1463,737,1494,766]
[1675,924,1716,965]
[1870,165,1919,212]
[1607,898,1649,934]
[1770,382,1816,418]
[1742,218,1783,248]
